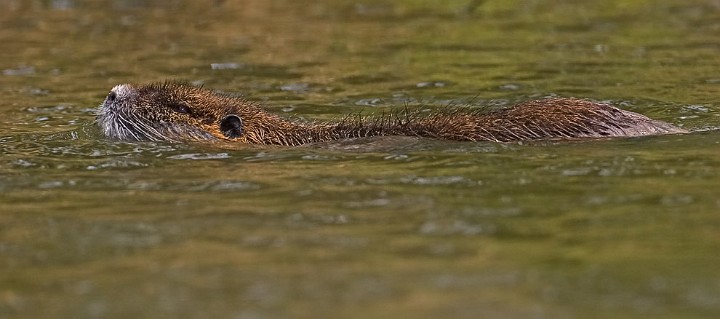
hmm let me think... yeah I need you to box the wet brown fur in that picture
[96,82,687,145]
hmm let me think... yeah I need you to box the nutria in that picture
[96,82,687,145]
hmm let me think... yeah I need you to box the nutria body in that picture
[96,82,687,145]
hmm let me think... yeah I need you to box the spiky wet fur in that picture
[96,82,687,145]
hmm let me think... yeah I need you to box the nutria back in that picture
[96,82,687,145]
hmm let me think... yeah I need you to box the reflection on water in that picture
[1,0,720,318]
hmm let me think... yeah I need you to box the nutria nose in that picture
[103,84,133,108]
[108,84,133,101]
[107,91,117,102]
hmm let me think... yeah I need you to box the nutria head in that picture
[97,83,247,141]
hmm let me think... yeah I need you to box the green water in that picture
[1,0,719,318]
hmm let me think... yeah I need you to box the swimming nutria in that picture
[96,82,687,145]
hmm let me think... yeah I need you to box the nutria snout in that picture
[96,82,687,145]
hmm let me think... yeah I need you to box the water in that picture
[1,0,720,318]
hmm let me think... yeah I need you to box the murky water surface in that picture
[1,0,720,318]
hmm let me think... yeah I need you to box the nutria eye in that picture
[220,114,243,138]
[169,102,191,114]
[107,91,117,102]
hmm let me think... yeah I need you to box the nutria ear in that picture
[220,114,243,138]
